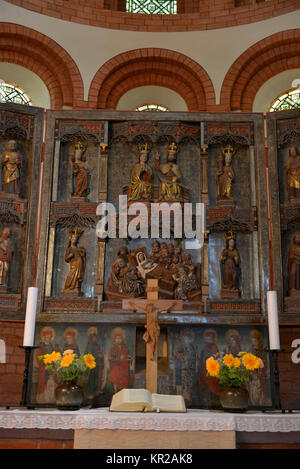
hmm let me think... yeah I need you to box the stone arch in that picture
[88,48,216,111]
[220,29,300,112]
[0,23,84,109]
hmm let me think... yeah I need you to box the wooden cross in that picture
[123,279,182,393]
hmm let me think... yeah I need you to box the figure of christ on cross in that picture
[123,279,183,393]
[128,301,177,361]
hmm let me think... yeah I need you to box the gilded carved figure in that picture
[155,142,183,202]
[0,227,13,289]
[1,140,21,194]
[288,233,300,295]
[220,231,241,296]
[72,141,89,199]
[128,144,153,201]
[216,145,235,202]
[63,228,86,296]
[284,146,300,203]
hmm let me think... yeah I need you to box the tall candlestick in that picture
[23,287,38,347]
[267,290,280,350]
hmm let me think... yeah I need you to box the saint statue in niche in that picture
[0,227,13,291]
[71,140,89,199]
[62,227,86,296]
[128,143,153,201]
[155,142,183,202]
[220,230,241,298]
[216,145,236,203]
[1,140,21,195]
[287,232,300,296]
[284,146,300,203]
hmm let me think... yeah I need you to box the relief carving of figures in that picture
[128,144,153,201]
[71,141,89,199]
[0,227,13,290]
[216,145,235,203]
[106,246,146,300]
[288,233,300,296]
[1,140,21,195]
[62,227,86,296]
[155,142,183,202]
[106,242,201,301]
[284,146,300,203]
[220,231,241,298]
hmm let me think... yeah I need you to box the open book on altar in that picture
[109,388,186,413]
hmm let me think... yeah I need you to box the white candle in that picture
[267,290,280,350]
[23,287,38,347]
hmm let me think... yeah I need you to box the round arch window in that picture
[135,103,169,112]
[269,88,300,112]
[0,81,32,106]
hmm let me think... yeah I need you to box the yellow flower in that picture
[60,354,75,367]
[84,354,96,369]
[232,357,241,368]
[206,357,220,377]
[242,353,260,371]
[223,354,236,368]
[43,351,61,364]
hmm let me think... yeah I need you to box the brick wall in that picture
[4,0,299,32]
[0,320,25,406]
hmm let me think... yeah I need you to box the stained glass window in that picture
[135,104,169,111]
[0,81,32,106]
[269,88,300,112]
[126,0,177,15]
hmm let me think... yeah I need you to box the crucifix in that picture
[123,279,182,393]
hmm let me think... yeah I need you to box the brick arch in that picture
[220,29,300,112]
[0,23,84,109]
[88,49,216,111]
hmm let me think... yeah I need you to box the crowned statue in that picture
[128,143,153,201]
[216,145,236,204]
[155,141,183,202]
[62,227,86,296]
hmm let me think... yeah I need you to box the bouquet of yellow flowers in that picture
[206,352,263,388]
[39,349,96,383]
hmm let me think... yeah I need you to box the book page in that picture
[151,393,186,412]
[123,388,152,403]
[110,388,153,411]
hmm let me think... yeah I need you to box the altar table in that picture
[1,408,300,449]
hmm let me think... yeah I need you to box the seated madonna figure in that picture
[128,144,153,201]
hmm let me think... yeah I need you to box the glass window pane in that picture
[269,89,300,112]
[0,82,32,106]
[126,0,177,14]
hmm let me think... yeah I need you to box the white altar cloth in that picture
[1,408,300,433]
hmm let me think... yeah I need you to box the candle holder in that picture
[19,345,37,409]
[266,348,284,412]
